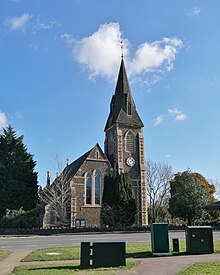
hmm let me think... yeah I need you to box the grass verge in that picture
[23,241,188,262]
[0,250,11,261]
[177,261,220,275]
[12,260,139,275]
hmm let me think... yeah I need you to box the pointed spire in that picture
[46,171,50,187]
[104,59,144,131]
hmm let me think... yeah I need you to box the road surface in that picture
[0,231,220,251]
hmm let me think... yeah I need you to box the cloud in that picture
[8,0,20,2]
[154,107,187,126]
[5,13,32,32]
[32,15,60,34]
[154,115,164,126]
[0,111,8,129]
[187,7,201,17]
[4,13,59,34]
[61,22,183,84]
[60,33,76,47]
[168,108,188,121]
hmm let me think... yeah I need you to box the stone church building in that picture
[43,58,148,228]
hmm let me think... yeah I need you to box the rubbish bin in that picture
[172,238,179,252]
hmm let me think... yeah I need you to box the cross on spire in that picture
[120,40,124,59]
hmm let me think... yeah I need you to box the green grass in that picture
[12,260,139,275]
[0,250,11,261]
[23,242,188,262]
[177,261,220,275]
[23,247,80,262]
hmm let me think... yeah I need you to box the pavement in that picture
[1,250,220,275]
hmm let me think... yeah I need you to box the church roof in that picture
[65,143,112,177]
[104,58,144,131]
[68,147,93,176]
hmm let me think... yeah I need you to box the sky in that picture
[1,0,220,190]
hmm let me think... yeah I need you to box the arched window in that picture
[95,170,101,204]
[86,173,92,204]
[126,131,135,152]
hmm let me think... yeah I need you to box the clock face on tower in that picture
[126,156,135,167]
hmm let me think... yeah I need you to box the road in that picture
[0,231,220,251]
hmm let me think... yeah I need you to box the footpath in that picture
[1,250,220,275]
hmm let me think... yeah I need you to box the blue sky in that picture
[1,0,220,188]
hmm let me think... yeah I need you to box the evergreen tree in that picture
[0,125,38,218]
[169,170,210,225]
[101,172,136,228]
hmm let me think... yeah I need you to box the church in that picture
[43,58,148,228]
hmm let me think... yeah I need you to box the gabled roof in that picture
[104,58,144,131]
[67,143,112,177]
[68,147,93,176]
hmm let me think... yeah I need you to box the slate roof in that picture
[205,201,220,210]
[104,58,144,131]
[67,147,93,177]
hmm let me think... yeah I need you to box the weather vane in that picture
[120,40,124,59]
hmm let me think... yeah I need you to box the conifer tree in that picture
[0,125,38,218]
[101,172,136,228]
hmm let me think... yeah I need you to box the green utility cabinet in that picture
[151,223,169,253]
[186,226,214,254]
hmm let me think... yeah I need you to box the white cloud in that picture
[32,16,59,34]
[4,13,59,34]
[0,111,8,129]
[187,7,201,17]
[154,115,164,126]
[8,0,20,2]
[60,33,76,47]
[168,108,188,121]
[61,22,183,84]
[154,107,187,126]
[72,23,124,81]
[5,13,32,32]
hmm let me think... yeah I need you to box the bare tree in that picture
[39,160,71,228]
[146,159,173,223]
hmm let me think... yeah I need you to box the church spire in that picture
[104,58,144,131]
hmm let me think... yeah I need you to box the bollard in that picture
[172,238,179,252]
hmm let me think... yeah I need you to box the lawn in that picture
[12,260,139,275]
[177,261,220,275]
[18,241,220,274]
[0,250,11,261]
[23,241,188,262]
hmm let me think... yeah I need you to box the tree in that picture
[101,172,136,228]
[169,170,211,225]
[146,160,173,223]
[193,173,216,202]
[0,125,38,218]
[39,161,71,228]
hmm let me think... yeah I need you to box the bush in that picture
[0,207,40,229]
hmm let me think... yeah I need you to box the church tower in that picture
[104,58,148,226]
